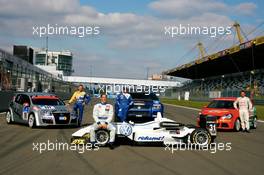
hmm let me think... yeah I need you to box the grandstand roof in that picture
[164,36,264,79]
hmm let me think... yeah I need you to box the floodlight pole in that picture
[233,22,244,44]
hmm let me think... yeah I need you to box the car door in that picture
[14,94,29,123]
[12,94,22,121]
[20,94,31,123]
[16,94,25,122]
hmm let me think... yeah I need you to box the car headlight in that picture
[221,114,232,119]
[40,110,52,116]
[152,104,161,110]
[39,110,45,116]
[70,111,77,119]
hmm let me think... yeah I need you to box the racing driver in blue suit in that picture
[115,88,133,122]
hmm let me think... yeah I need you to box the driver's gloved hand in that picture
[128,121,134,125]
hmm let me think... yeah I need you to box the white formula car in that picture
[71,113,217,146]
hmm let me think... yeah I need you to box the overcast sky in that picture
[0,0,263,78]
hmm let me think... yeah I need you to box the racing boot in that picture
[90,142,97,149]
[108,142,115,150]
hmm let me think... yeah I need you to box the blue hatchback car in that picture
[124,92,164,123]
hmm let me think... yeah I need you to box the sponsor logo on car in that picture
[137,136,165,141]
[119,123,133,136]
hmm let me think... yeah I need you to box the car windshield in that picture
[32,98,64,106]
[130,93,158,100]
[207,100,235,109]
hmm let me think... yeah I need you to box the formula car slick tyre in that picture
[6,110,13,124]
[95,129,110,146]
[190,128,211,146]
[233,118,241,132]
[28,114,36,128]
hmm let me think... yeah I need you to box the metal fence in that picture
[163,88,264,104]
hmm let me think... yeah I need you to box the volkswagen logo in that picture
[119,123,133,136]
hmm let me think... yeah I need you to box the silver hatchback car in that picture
[6,93,79,128]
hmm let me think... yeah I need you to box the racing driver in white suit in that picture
[233,90,253,133]
[90,93,116,149]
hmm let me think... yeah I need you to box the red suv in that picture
[197,97,257,131]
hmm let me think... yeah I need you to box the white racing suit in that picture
[233,97,253,130]
[90,103,116,143]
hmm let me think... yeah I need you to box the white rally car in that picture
[71,113,217,146]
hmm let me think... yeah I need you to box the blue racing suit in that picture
[69,91,91,125]
[116,92,133,122]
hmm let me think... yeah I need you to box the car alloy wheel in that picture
[6,111,12,124]
[234,119,241,132]
[191,128,211,146]
[28,114,35,128]
[194,131,210,146]
[95,130,110,145]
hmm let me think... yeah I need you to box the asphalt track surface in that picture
[0,101,263,175]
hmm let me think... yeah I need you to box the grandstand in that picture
[180,69,264,95]
[164,22,264,103]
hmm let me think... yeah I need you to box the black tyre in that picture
[190,128,212,146]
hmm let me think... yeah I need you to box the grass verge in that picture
[256,105,264,120]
